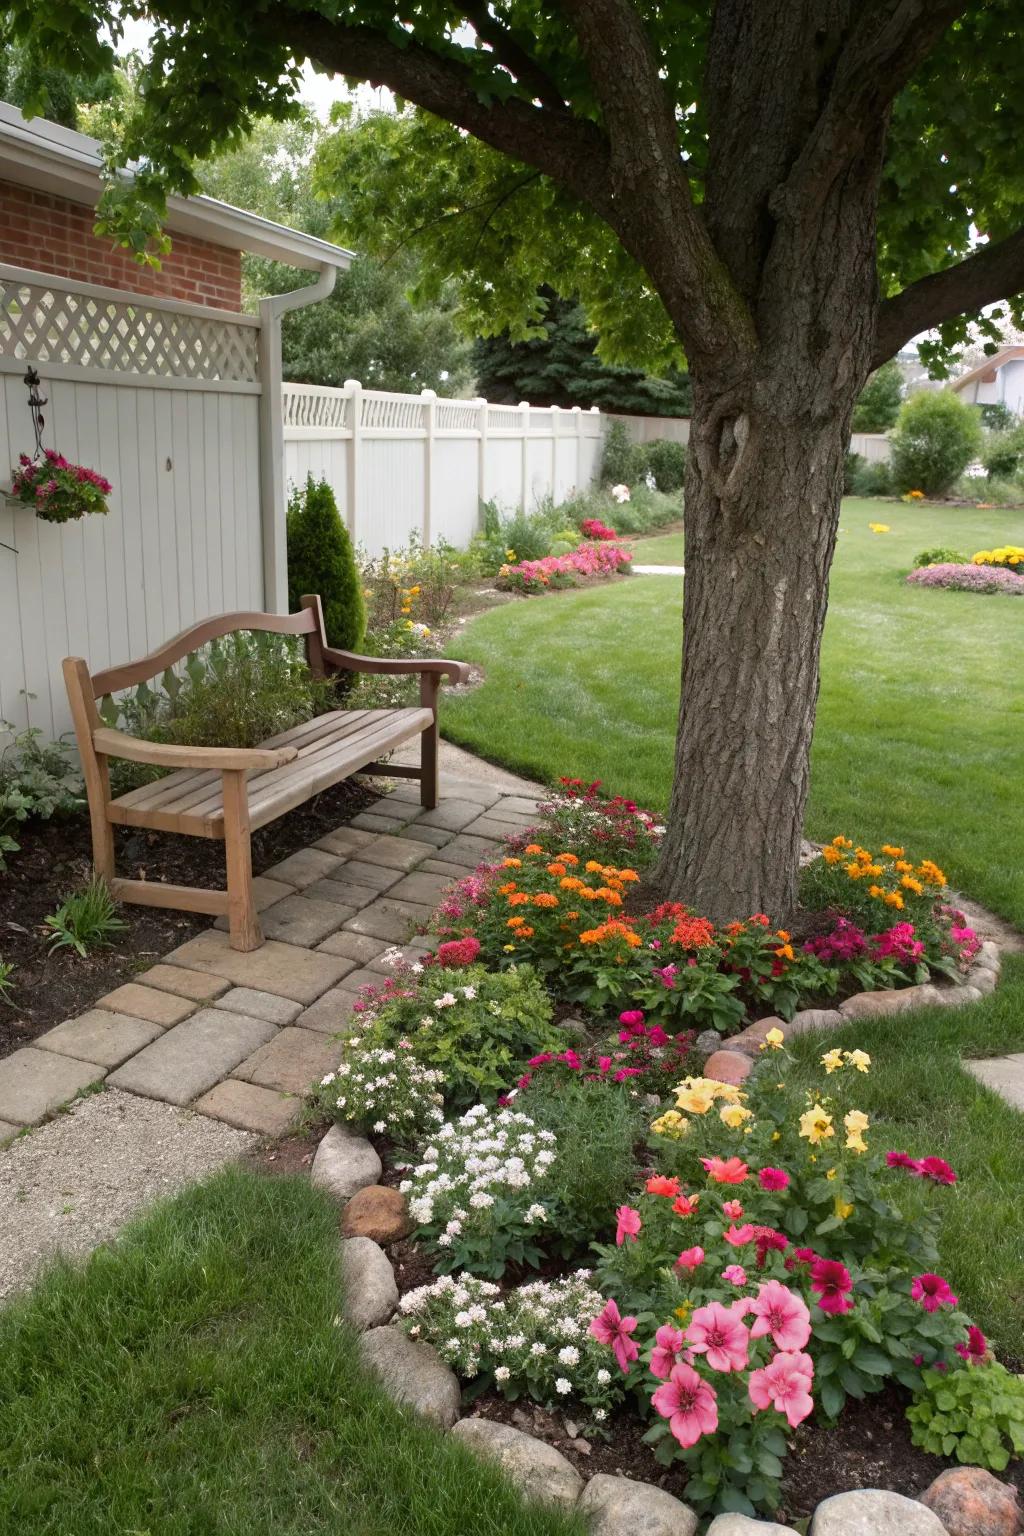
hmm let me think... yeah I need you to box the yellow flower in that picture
[883,891,905,909]
[651,1110,689,1140]
[822,845,843,864]
[771,1131,782,1142]
[881,844,905,858]
[901,875,924,895]
[831,835,853,849]
[674,1303,692,1325]
[799,1104,835,1145]
[844,1109,870,1153]
[825,1167,838,1181]
[834,1196,855,1220]
[868,522,891,533]
[762,1027,785,1050]
[720,1104,754,1129]
[505,548,517,561]
[821,1048,845,1074]
[845,1050,871,1073]
[868,885,886,899]
[502,943,516,952]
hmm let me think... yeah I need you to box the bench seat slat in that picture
[106,707,432,837]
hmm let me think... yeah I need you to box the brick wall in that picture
[0,181,242,311]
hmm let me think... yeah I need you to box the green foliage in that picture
[475,499,562,574]
[287,476,365,652]
[44,878,126,957]
[0,722,83,872]
[601,420,644,485]
[914,546,969,567]
[0,958,14,1006]
[890,392,984,497]
[908,1362,1024,1471]
[982,423,1024,479]
[844,451,866,494]
[847,458,894,497]
[852,360,903,433]
[118,632,337,752]
[0,39,114,127]
[599,424,686,494]
[521,1077,645,1247]
[644,439,687,493]
[474,290,691,414]
[979,401,1019,432]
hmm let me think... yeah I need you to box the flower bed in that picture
[496,541,633,593]
[313,780,1017,1528]
[907,562,1024,595]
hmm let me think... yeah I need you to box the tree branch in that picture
[873,226,1024,369]
[458,2,567,111]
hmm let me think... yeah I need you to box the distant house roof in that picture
[950,345,1024,394]
[0,101,354,272]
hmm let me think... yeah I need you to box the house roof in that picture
[950,345,1024,393]
[0,101,354,272]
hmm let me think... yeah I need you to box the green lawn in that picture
[0,1169,580,1536]
[629,527,685,565]
[445,498,1024,928]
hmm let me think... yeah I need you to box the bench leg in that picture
[222,770,262,951]
[419,674,440,809]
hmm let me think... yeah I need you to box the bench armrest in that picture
[93,728,299,773]
[322,648,472,685]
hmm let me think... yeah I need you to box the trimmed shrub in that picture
[286,476,365,649]
[844,451,865,494]
[600,419,643,484]
[889,391,983,498]
[982,424,1024,479]
[849,458,893,497]
[645,437,687,492]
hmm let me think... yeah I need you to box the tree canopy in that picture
[851,360,904,434]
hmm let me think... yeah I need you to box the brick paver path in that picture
[0,776,542,1139]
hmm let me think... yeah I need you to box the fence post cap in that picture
[420,388,437,399]
[518,400,531,409]
[343,378,362,390]
[571,404,582,413]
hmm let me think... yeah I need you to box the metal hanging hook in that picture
[24,366,47,461]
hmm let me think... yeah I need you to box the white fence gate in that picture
[282,381,604,555]
[0,264,263,742]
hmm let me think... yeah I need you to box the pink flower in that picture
[686,1301,750,1372]
[724,1224,756,1247]
[754,1226,789,1268]
[722,1200,744,1220]
[702,1157,749,1185]
[650,1324,686,1379]
[886,1151,921,1171]
[651,1361,719,1448]
[911,1273,958,1313]
[748,1280,811,1352]
[676,1246,705,1273]
[913,1156,957,1186]
[619,1010,645,1026]
[435,936,481,966]
[748,1350,815,1428]
[722,1265,747,1286]
[809,1258,854,1314]
[589,1298,639,1374]
[759,1167,790,1192]
[956,1325,987,1363]
[615,1205,642,1246]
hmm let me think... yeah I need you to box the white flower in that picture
[530,1342,547,1357]
[462,985,477,1000]
[495,1366,511,1382]
[610,483,631,503]
[597,1369,611,1385]
[555,1377,572,1395]
[320,1072,336,1086]
[558,1346,580,1366]
[454,1311,473,1328]
[434,992,458,1009]
[525,1204,548,1224]
[373,1120,387,1133]
[594,1408,607,1422]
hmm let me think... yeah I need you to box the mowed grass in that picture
[0,1169,581,1536]
[444,498,1024,927]
[628,527,685,565]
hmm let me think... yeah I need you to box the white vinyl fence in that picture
[0,264,264,743]
[849,431,891,462]
[283,381,604,555]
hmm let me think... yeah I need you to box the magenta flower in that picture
[619,1010,645,1026]
[615,1205,642,1246]
[686,1301,750,1372]
[913,1156,957,1186]
[809,1258,854,1314]
[590,1298,639,1374]
[748,1350,815,1428]
[675,1245,705,1273]
[956,1325,987,1363]
[886,1151,921,1171]
[911,1273,958,1313]
[649,1324,686,1380]
[651,1361,719,1447]
[759,1167,790,1192]
[748,1280,812,1352]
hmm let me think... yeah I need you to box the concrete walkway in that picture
[633,563,685,575]
[965,1054,1024,1112]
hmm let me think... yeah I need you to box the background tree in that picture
[10,0,1024,920]
[474,289,691,414]
[851,360,904,434]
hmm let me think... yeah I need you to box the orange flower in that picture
[881,844,905,858]
[547,862,567,877]
[518,925,535,938]
[822,846,843,865]
[595,887,623,906]
[750,913,770,927]
[508,891,531,906]
[585,860,604,873]
[883,891,905,909]
[894,859,914,874]
[702,1156,749,1185]
[498,881,518,895]
[502,857,522,869]
[672,916,717,949]
[646,1175,681,1198]
[507,916,525,928]
[560,876,585,892]
[524,844,544,856]
[774,943,795,961]
[557,853,580,865]
[673,1193,700,1217]
[901,874,924,895]
[775,929,791,942]
[617,869,640,883]
[725,921,747,936]
[533,892,559,909]
[565,910,580,920]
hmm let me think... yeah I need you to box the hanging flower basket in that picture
[10,450,113,524]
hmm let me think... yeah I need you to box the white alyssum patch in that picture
[320,1038,444,1142]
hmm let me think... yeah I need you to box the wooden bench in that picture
[63,594,470,951]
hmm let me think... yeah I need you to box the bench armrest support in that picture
[322,647,472,685]
[92,728,298,773]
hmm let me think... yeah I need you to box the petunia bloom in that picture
[676,1245,705,1273]
[724,1223,756,1247]
[956,1325,987,1363]
[759,1167,790,1192]
[650,1324,686,1380]
[590,1298,639,1374]
[748,1280,812,1352]
[913,1156,957,1186]
[809,1257,854,1314]
[615,1205,642,1246]
[702,1156,749,1185]
[646,1175,681,1198]
[748,1350,815,1428]
[651,1361,719,1448]
[722,1265,747,1286]
[686,1301,750,1372]
[911,1273,959,1313]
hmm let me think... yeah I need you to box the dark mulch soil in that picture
[0,778,376,1058]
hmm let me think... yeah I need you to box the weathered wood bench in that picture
[63,594,470,951]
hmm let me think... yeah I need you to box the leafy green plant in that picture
[908,1361,1024,1471]
[982,424,1024,479]
[0,958,15,1006]
[852,358,903,433]
[848,457,893,497]
[521,1076,646,1247]
[286,475,365,650]
[600,419,644,485]
[914,546,969,567]
[890,392,984,498]
[44,878,127,957]
[644,438,687,493]
[0,721,83,872]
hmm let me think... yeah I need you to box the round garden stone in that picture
[977,940,1001,972]
[577,1472,698,1534]
[967,968,997,994]
[339,1236,399,1330]
[706,1516,800,1536]
[787,1007,844,1036]
[704,1049,752,1085]
[694,1029,723,1059]
[342,1184,412,1244]
[935,985,984,1009]
[919,1467,1023,1536]
[839,985,943,1020]
[358,1326,461,1428]
[311,1124,382,1203]
[451,1419,583,1511]
[810,1489,948,1536]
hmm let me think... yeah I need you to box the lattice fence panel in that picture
[436,401,480,431]
[0,277,259,383]
[282,386,351,429]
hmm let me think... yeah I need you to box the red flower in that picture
[646,1175,681,1198]
[956,1325,987,1363]
[435,936,481,967]
[753,1226,789,1267]
[809,1258,854,1314]
[701,1156,749,1185]
[913,1156,957,1186]
[886,1151,920,1171]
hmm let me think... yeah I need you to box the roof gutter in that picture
[258,263,339,612]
